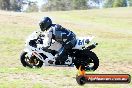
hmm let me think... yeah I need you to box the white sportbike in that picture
[20,33,99,71]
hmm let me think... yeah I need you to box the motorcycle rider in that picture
[30,17,77,65]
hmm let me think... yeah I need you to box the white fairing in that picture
[73,36,94,49]
[43,36,95,50]
[23,32,94,66]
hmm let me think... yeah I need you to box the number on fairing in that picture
[78,39,85,45]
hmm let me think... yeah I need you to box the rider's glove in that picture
[29,39,37,48]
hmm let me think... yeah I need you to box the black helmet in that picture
[39,17,52,31]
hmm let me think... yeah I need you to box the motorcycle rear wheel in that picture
[20,51,43,68]
[75,51,99,71]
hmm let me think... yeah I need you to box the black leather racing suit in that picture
[47,24,76,65]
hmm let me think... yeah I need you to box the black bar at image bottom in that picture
[76,74,131,85]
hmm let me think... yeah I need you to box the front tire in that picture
[20,51,43,68]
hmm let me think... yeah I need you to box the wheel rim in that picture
[24,54,40,67]
[85,58,95,70]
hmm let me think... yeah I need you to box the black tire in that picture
[20,51,43,68]
[85,51,99,71]
[75,51,99,71]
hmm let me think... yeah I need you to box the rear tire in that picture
[75,51,99,71]
[20,51,43,68]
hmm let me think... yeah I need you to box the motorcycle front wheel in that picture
[20,51,43,68]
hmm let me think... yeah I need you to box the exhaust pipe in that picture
[86,42,98,50]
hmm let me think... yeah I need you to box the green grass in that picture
[0,7,132,88]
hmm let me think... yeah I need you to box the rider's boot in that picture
[55,55,67,65]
